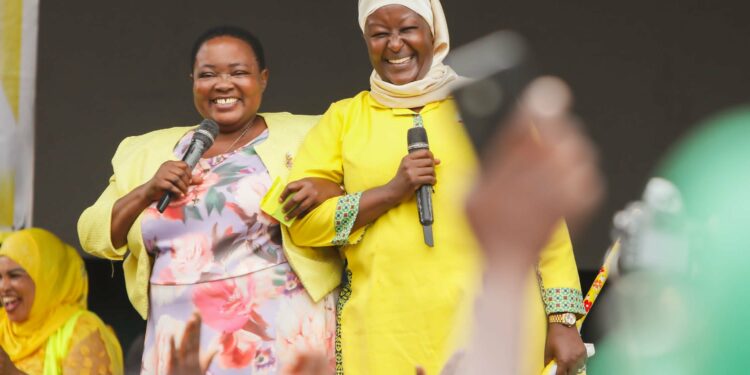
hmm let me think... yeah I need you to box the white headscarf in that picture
[358,0,460,109]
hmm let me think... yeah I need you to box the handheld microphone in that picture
[407,126,434,247]
[156,119,219,213]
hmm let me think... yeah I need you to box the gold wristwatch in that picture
[548,312,577,327]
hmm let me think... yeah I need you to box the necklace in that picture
[200,117,256,173]
[221,116,256,154]
[192,117,257,205]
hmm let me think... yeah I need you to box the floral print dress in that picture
[140,129,336,374]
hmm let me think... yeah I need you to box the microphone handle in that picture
[156,139,206,213]
[416,184,433,225]
[156,191,171,213]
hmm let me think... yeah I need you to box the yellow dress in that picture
[288,92,585,375]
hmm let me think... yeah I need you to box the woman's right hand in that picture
[110,160,203,248]
[385,149,440,204]
[140,160,202,203]
[305,150,440,233]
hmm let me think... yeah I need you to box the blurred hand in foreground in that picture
[463,76,603,375]
[167,314,216,375]
[467,76,604,268]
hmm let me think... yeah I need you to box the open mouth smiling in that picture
[2,295,20,312]
[386,56,414,65]
[212,97,240,106]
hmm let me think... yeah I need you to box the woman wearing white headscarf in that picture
[284,1,587,373]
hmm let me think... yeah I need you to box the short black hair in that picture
[190,26,266,71]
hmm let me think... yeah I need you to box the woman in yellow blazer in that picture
[78,27,342,374]
[285,1,587,374]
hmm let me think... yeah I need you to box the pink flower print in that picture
[242,308,273,341]
[161,171,220,221]
[193,278,256,332]
[233,173,271,222]
[218,330,261,369]
[283,272,303,295]
[159,234,214,284]
[274,296,335,368]
[240,269,285,302]
[254,347,277,370]
[150,284,190,308]
[143,206,162,221]
[224,202,257,226]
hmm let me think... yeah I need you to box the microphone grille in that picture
[199,119,219,138]
[407,127,428,147]
[194,119,219,146]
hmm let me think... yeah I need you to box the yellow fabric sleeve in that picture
[290,193,367,247]
[288,197,339,247]
[288,102,345,183]
[77,137,135,260]
[287,101,367,247]
[537,221,586,316]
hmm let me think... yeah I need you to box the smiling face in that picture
[0,256,35,323]
[192,36,269,131]
[364,5,435,86]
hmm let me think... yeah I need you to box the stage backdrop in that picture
[28,0,750,356]
[33,0,750,270]
[0,0,37,231]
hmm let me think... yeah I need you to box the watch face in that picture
[564,313,576,325]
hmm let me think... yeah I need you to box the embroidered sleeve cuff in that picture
[543,287,586,315]
[333,192,364,246]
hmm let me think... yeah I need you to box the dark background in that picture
[32,0,750,356]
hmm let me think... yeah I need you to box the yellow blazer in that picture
[77,112,343,319]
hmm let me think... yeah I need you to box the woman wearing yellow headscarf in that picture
[0,228,123,374]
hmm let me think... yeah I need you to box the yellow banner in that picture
[0,0,37,230]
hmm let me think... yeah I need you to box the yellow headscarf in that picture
[0,228,88,362]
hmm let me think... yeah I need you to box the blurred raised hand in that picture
[467,76,603,268]
[0,345,24,375]
[281,351,331,375]
[167,314,216,375]
[463,76,603,375]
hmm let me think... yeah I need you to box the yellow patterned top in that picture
[288,91,585,374]
[15,311,123,375]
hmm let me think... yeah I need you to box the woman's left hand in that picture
[280,178,344,220]
[545,323,587,375]
[0,345,23,375]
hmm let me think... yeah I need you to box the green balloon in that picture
[590,107,750,374]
